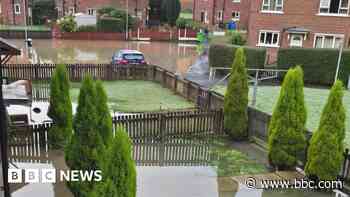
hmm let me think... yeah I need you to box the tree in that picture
[224,47,249,140]
[268,66,307,170]
[87,179,118,197]
[305,81,346,180]
[105,126,136,197]
[32,0,58,25]
[65,76,105,197]
[48,64,72,149]
[160,0,181,26]
[95,81,113,147]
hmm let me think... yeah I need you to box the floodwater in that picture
[7,39,199,76]
[8,138,334,197]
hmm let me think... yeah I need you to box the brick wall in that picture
[1,0,27,25]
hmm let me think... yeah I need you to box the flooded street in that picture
[7,39,199,75]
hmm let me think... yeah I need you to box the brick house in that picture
[247,0,350,63]
[193,0,251,29]
[0,0,30,25]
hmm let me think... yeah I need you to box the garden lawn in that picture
[70,80,194,112]
[214,85,350,147]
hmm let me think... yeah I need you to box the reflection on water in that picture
[7,39,198,75]
[8,137,334,197]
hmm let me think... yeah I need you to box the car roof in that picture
[119,49,143,54]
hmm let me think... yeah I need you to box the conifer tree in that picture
[268,66,307,169]
[160,0,181,26]
[65,76,105,197]
[305,81,346,180]
[95,81,113,147]
[224,47,249,140]
[105,126,136,197]
[48,64,72,149]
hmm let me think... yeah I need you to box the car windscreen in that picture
[123,53,144,60]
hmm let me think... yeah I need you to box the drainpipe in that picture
[212,0,216,26]
[12,0,16,25]
[222,0,226,23]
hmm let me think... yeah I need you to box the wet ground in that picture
[7,39,198,76]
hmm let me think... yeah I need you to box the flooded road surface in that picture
[7,39,198,75]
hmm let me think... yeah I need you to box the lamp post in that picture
[334,40,344,84]
[125,0,129,40]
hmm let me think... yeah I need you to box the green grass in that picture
[214,85,350,147]
[0,25,50,31]
[179,12,193,19]
[70,80,194,112]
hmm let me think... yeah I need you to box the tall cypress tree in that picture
[224,47,249,140]
[160,0,181,26]
[305,81,346,180]
[105,126,136,197]
[95,81,113,147]
[65,76,105,197]
[48,64,72,149]
[268,66,307,169]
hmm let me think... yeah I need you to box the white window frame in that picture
[233,0,241,3]
[14,3,21,15]
[68,6,75,15]
[318,0,350,15]
[257,30,280,47]
[87,8,96,15]
[313,33,344,48]
[217,10,223,21]
[232,11,240,21]
[289,34,304,47]
[261,0,284,13]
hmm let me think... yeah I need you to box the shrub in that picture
[105,126,136,197]
[209,44,266,69]
[277,48,350,86]
[229,31,246,45]
[47,64,72,149]
[224,48,249,140]
[160,0,181,26]
[305,81,346,180]
[95,81,113,147]
[268,66,307,170]
[65,76,105,197]
[97,7,135,32]
[176,18,201,30]
[57,16,77,32]
[97,17,124,32]
[32,0,57,25]
[77,25,97,32]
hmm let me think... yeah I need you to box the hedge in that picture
[209,44,266,69]
[277,48,350,86]
[97,18,124,33]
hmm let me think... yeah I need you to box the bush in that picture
[47,64,72,149]
[32,0,57,25]
[277,48,350,86]
[209,44,266,69]
[268,66,307,170]
[305,81,346,180]
[97,17,124,32]
[176,18,201,30]
[97,7,135,32]
[224,48,249,140]
[76,25,97,32]
[229,31,246,45]
[57,16,76,32]
[65,76,105,197]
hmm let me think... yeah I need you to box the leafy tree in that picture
[95,81,113,147]
[32,0,58,25]
[160,0,181,26]
[105,126,136,197]
[65,76,105,197]
[268,66,307,170]
[305,81,346,180]
[224,47,249,140]
[48,64,72,149]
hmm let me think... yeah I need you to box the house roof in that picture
[0,37,21,56]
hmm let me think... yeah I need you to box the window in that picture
[232,11,240,20]
[289,34,303,47]
[258,31,280,47]
[87,8,96,15]
[68,7,75,15]
[314,34,344,48]
[217,10,223,21]
[233,0,241,3]
[14,3,21,15]
[200,11,208,24]
[262,0,283,12]
[319,0,349,14]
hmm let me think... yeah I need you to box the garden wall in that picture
[209,44,266,69]
[0,30,52,39]
[277,48,350,86]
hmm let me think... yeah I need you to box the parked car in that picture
[112,50,147,65]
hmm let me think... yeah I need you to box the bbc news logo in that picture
[8,169,102,183]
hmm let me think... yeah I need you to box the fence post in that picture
[159,114,166,166]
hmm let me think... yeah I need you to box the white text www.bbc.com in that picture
[245,177,343,190]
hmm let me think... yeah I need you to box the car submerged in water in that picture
[111,49,147,65]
